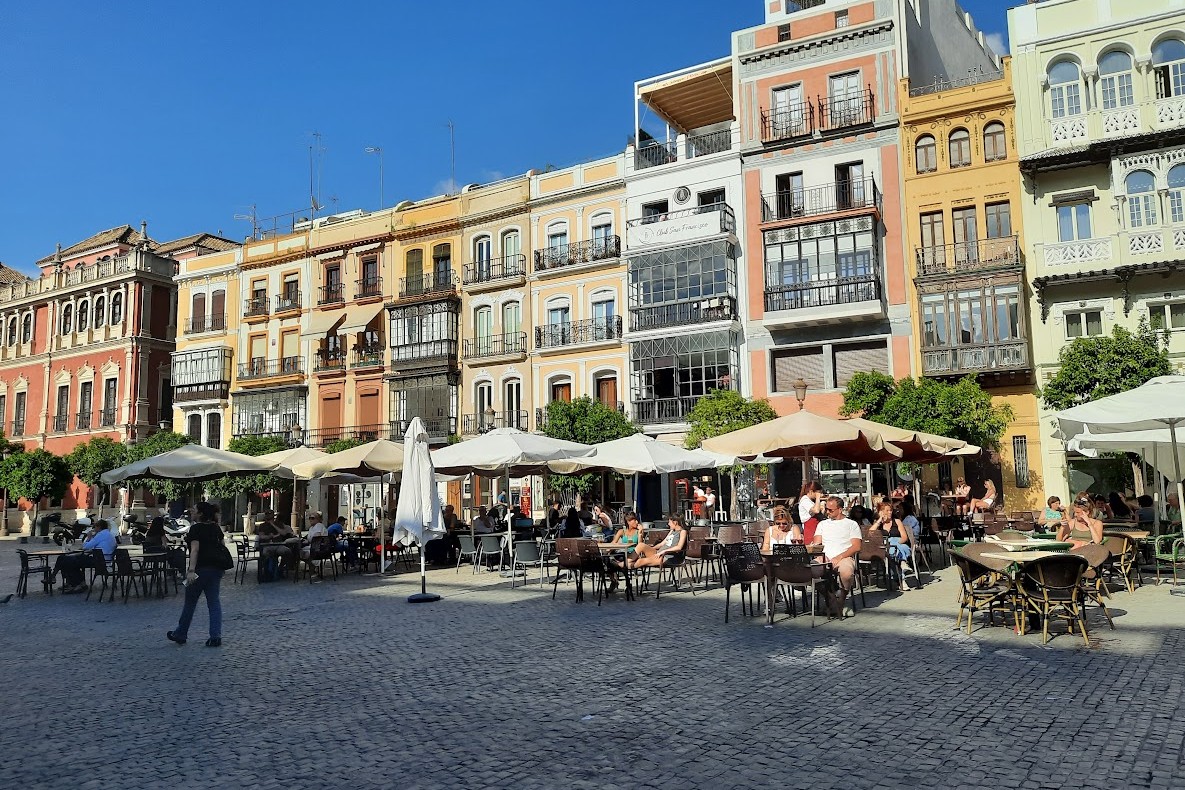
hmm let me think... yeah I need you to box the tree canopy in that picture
[543,396,638,494]
[0,448,70,507]
[1039,319,1172,412]
[325,437,365,454]
[203,435,290,501]
[122,431,193,501]
[64,436,126,507]
[840,372,1013,449]
[683,389,778,450]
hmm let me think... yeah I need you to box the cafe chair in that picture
[551,538,606,604]
[476,534,504,572]
[85,549,117,603]
[953,553,1017,635]
[1019,554,1090,646]
[721,542,765,623]
[510,540,547,589]
[858,530,891,590]
[16,549,54,598]
[232,537,259,585]
[1102,535,1141,593]
[456,534,479,573]
[298,536,339,583]
[114,548,155,603]
[1153,534,1185,587]
[770,545,831,627]
[1070,544,1115,631]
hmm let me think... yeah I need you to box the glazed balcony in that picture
[461,411,529,435]
[630,295,737,333]
[462,254,527,290]
[355,277,382,300]
[922,341,1030,378]
[391,417,452,443]
[399,272,457,300]
[632,396,700,426]
[238,357,304,381]
[534,317,623,351]
[390,339,458,366]
[763,274,883,326]
[462,332,527,361]
[174,382,230,403]
[760,178,881,224]
[915,236,1021,278]
[533,236,621,273]
[626,204,735,249]
[186,314,227,334]
[318,283,344,306]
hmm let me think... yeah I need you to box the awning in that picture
[302,310,347,337]
[339,303,386,335]
[639,60,734,132]
[352,242,382,254]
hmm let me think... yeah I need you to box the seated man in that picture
[472,506,496,534]
[54,518,117,593]
[1135,494,1156,526]
[256,511,298,579]
[301,511,330,566]
[811,496,862,618]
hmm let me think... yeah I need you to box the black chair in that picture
[770,545,832,627]
[16,549,54,598]
[85,549,116,603]
[721,542,765,623]
[298,536,339,582]
[952,553,1016,634]
[232,537,258,585]
[113,549,155,603]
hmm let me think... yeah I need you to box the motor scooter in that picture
[51,514,94,546]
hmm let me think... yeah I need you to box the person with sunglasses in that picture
[1058,497,1104,548]
[761,506,802,552]
[811,496,862,618]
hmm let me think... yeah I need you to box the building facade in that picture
[1009,0,1185,498]
[899,58,1045,511]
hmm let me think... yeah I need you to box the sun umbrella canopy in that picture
[549,433,716,475]
[840,417,970,463]
[1069,428,1185,482]
[701,410,903,464]
[257,446,330,479]
[100,444,278,484]
[289,439,405,480]
[431,428,594,477]
[1055,376,1185,438]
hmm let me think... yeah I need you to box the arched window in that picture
[6,318,15,347]
[22,314,31,344]
[473,306,493,355]
[1048,60,1083,118]
[501,301,521,340]
[77,300,89,331]
[472,235,492,281]
[983,122,1007,162]
[915,134,937,173]
[61,304,73,335]
[1169,164,1185,224]
[431,243,451,287]
[501,229,522,263]
[590,212,615,258]
[1126,170,1158,228]
[948,128,971,168]
[93,296,105,327]
[1099,50,1135,109]
[1153,38,1185,99]
[110,292,123,324]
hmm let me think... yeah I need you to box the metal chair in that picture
[1070,543,1115,631]
[721,542,765,623]
[232,537,258,585]
[1102,534,1141,593]
[476,534,504,572]
[16,549,53,598]
[456,534,479,573]
[113,549,155,603]
[510,540,547,588]
[770,545,831,627]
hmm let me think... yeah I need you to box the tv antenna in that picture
[309,131,326,216]
[233,204,259,240]
[446,120,456,194]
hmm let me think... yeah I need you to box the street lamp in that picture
[792,378,809,411]
[0,448,9,537]
[483,405,496,433]
[364,146,384,210]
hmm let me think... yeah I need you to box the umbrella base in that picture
[407,592,442,604]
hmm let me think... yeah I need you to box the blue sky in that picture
[0,0,1008,272]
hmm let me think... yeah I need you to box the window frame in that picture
[915,135,937,174]
[983,122,1007,162]
[1064,308,1104,339]
[948,128,971,168]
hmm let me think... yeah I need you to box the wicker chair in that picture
[1009,511,1036,531]
[1019,554,1090,646]
[770,545,831,627]
[721,542,765,623]
[16,549,54,598]
[1102,534,1141,593]
[1070,543,1115,631]
[953,552,1017,634]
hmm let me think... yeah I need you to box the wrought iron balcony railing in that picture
[764,275,881,313]
[100,408,116,427]
[238,357,304,380]
[351,346,385,368]
[534,317,623,349]
[186,314,227,334]
[463,332,527,360]
[275,290,302,313]
[818,89,875,132]
[399,272,457,299]
[760,177,882,222]
[462,254,527,286]
[462,411,529,435]
[174,383,230,403]
[630,296,737,332]
[632,396,701,425]
[314,351,345,373]
[921,341,1030,376]
[306,423,386,448]
[533,236,621,272]
[52,415,68,433]
[761,103,814,142]
[635,140,678,170]
[915,236,1021,277]
[11,419,25,437]
[391,416,452,440]
[244,295,269,318]
[355,277,382,299]
[319,283,344,305]
[76,411,92,430]
[687,129,732,157]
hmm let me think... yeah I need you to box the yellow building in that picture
[899,58,1045,512]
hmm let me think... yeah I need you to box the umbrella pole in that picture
[1167,419,1184,599]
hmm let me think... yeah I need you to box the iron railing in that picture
[238,357,304,380]
[390,339,458,364]
[760,177,882,222]
[306,423,386,448]
[174,383,230,403]
[355,277,382,299]
[630,296,737,332]
[462,254,527,286]
[761,104,814,142]
[275,290,302,313]
[921,341,1030,376]
[186,315,226,334]
[52,415,67,433]
[687,129,732,157]
[533,236,621,271]
[915,236,1021,277]
[818,89,875,131]
[785,0,827,10]
[463,332,527,359]
[244,295,269,318]
[314,351,346,373]
[11,419,24,437]
[462,411,529,435]
[319,283,344,305]
[399,272,456,299]
[632,396,701,425]
[351,346,385,368]
[76,411,92,430]
[635,140,678,170]
[764,276,881,312]
[100,408,116,427]
[534,317,623,349]
[909,69,1003,97]
[391,417,452,440]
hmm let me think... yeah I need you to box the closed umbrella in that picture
[393,418,445,603]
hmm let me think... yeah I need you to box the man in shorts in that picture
[811,496,862,618]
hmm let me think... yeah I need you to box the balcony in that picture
[533,236,621,273]
[76,412,92,431]
[313,351,346,373]
[631,128,733,170]
[761,104,814,143]
[186,315,227,334]
[818,90,875,132]
[355,277,382,300]
[351,346,385,369]
[275,290,301,313]
[626,204,735,249]
[631,295,737,333]
[633,396,700,426]
[11,419,25,437]
[785,0,827,10]
[686,128,732,158]
[52,415,67,433]
[462,254,527,289]
[244,295,269,319]
[391,416,452,443]
[915,236,1021,278]
[1041,237,1114,268]
[399,272,457,300]
[462,332,527,361]
[461,411,529,435]
[634,140,678,171]
[100,408,116,427]
[390,340,458,367]
[922,341,1030,377]
[238,357,304,381]
[534,317,623,351]
[763,275,883,326]
[306,423,386,448]
[760,178,881,224]
[319,283,344,306]
[174,382,230,403]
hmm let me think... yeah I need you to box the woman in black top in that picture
[561,507,584,539]
[167,501,227,648]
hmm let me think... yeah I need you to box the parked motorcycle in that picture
[51,514,94,546]
[122,513,146,545]
[163,515,191,544]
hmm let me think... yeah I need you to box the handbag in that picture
[214,541,235,571]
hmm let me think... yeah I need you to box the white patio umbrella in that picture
[393,418,445,603]
[702,410,904,466]
[100,444,278,484]
[1068,426,1185,533]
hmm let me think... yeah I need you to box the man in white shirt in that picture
[704,487,717,513]
[811,496,863,618]
[472,506,496,534]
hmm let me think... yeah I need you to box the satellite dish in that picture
[895,463,915,482]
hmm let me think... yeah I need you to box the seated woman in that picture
[627,515,688,571]
[968,479,997,515]
[871,500,912,591]
[603,513,643,587]
[1108,491,1133,522]
[954,478,972,516]
[560,507,584,539]
[143,515,167,548]
[1058,497,1105,547]
[1039,496,1067,531]
[591,504,615,540]
[761,506,803,552]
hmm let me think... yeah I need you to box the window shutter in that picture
[772,347,825,392]
[833,341,889,389]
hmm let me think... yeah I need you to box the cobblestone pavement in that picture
[2,540,1184,789]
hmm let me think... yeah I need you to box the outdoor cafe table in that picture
[761,546,827,624]
[597,543,635,601]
